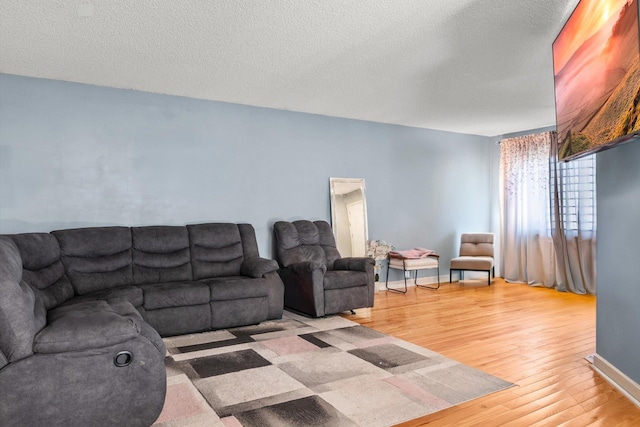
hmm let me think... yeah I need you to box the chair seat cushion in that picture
[139,281,210,310]
[203,276,269,301]
[323,270,368,290]
[389,257,438,270]
[450,256,493,271]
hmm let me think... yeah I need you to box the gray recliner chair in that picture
[273,220,375,317]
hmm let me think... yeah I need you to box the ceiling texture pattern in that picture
[0,0,580,136]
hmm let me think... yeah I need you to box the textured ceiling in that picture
[0,0,579,136]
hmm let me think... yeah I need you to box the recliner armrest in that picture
[333,257,374,272]
[240,257,279,278]
[286,260,327,275]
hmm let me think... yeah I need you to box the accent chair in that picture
[449,233,495,285]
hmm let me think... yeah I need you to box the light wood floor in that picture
[343,278,640,426]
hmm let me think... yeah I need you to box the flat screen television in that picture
[553,0,640,161]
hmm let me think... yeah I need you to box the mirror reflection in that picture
[329,178,368,257]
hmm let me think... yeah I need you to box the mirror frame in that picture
[329,177,369,257]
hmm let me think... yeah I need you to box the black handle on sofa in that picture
[114,351,133,367]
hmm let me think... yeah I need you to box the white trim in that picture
[593,353,640,408]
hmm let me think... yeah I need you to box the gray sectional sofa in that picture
[0,223,285,427]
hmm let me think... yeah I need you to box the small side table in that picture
[385,253,440,293]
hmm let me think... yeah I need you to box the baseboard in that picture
[376,275,449,292]
[592,353,640,408]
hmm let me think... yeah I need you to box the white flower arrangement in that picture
[367,239,394,281]
[366,239,394,262]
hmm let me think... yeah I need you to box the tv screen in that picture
[553,0,640,161]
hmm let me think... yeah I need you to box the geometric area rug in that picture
[153,311,514,427]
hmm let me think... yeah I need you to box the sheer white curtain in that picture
[550,134,597,295]
[500,132,557,286]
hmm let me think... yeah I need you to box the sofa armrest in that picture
[333,257,374,272]
[278,261,327,317]
[287,260,327,275]
[33,299,142,354]
[240,257,279,278]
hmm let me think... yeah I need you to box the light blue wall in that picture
[0,74,495,280]
[596,140,640,384]
[593,1,640,385]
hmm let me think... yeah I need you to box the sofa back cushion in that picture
[7,233,74,310]
[460,233,494,257]
[187,223,245,279]
[52,227,133,295]
[274,220,341,268]
[132,226,192,284]
[0,237,47,364]
[238,223,260,259]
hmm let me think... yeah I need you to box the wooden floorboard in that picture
[343,278,640,426]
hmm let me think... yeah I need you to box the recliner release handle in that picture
[114,351,133,367]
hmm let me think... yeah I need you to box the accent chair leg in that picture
[386,261,408,294]
[488,270,491,286]
[402,270,408,293]
[415,262,440,290]
[385,262,390,287]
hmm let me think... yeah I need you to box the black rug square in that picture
[176,318,309,353]
[190,349,271,378]
[330,325,387,343]
[176,335,254,353]
[230,318,308,339]
[234,395,353,427]
[348,344,428,369]
[299,333,333,349]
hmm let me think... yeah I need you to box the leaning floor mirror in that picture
[329,178,368,257]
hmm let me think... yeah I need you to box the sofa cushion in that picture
[203,276,269,301]
[53,227,134,295]
[323,270,369,290]
[274,220,341,269]
[33,299,141,354]
[211,297,268,330]
[145,304,211,337]
[188,223,245,279]
[7,233,74,310]
[139,281,210,310]
[132,226,192,285]
[0,237,47,363]
[62,285,144,308]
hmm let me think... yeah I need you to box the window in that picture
[549,154,596,233]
